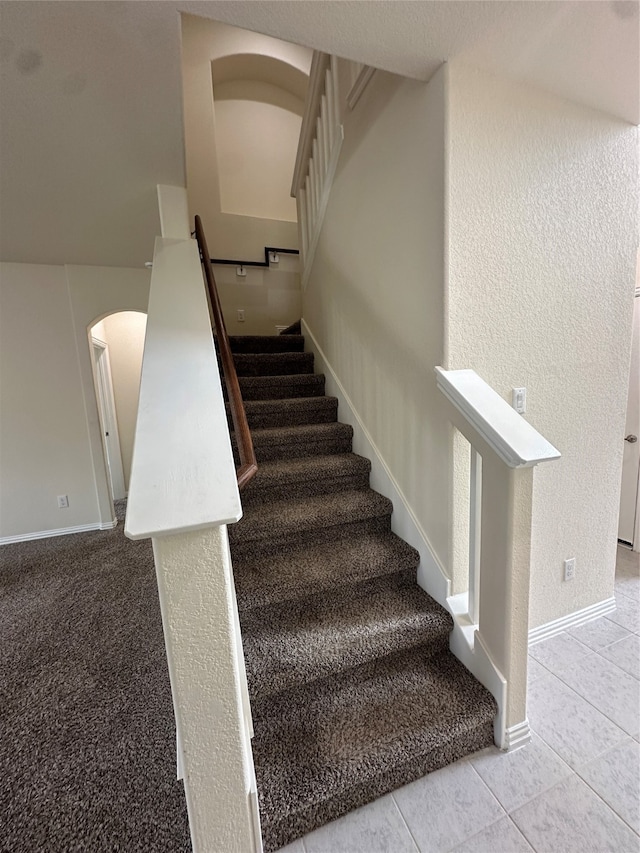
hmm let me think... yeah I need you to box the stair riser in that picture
[226,402,337,431]
[230,516,392,559]
[246,635,451,704]
[228,335,305,354]
[235,376,326,400]
[241,472,371,506]
[233,436,353,464]
[235,532,419,613]
[233,352,314,377]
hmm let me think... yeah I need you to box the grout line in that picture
[467,763,509,819]
[572,742,640,838]
[390,793,421,853]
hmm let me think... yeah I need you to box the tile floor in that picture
[277,546,640,853]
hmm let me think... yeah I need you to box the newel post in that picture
[476,454,534,747]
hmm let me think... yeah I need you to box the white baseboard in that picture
[0,518,117,545]
[301,319,450,607]
[503,719,532,752]
[528,597,616,646]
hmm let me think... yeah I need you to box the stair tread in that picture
[239,421,352,447]
[234,396,338,415]
[244,452,369,489]
[252,647,497,850]
[227,396,338,431]
[229,335,305,353]
[241,573,452,700]
[233,351,314,377]
[234,529,419,611]
[238,374,326,400]
[229,488,392,545]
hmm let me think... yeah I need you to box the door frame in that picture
[92,337,126,501]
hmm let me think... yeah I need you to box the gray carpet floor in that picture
[0,501,191,852]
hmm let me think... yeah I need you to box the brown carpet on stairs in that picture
[226,333,497,852]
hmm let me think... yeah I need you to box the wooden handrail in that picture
[194,215,257,491]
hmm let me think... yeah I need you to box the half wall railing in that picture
[436,367,560,749]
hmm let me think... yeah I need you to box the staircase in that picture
[225,332,497,852]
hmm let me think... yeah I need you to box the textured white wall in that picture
[0,263,99,537]
[304,67,450,567]
[152,526,257,853]
[181,14,308,260]
[99,312,147,492]
[447,63,639,628]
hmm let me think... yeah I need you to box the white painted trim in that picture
[347,66,376,109]
[528,597,616,645]
[157,185,190,239]
[436,367,561,468]
[0,519,117,545]
[92,337,127,502]
[447,602,508,749]
[503,719,532,752]
[301,320,450,607]
[301,125,344,292]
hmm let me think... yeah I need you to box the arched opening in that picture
[211,53,307,222]
[88,311,147,505]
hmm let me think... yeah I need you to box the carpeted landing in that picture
[226,333,497,852]
[0,501,191,852]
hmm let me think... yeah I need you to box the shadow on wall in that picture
[89,311,147,501]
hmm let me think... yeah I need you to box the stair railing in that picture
[436,367,560,750]
[194,214,258,490]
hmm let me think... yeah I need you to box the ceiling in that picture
[0,0,637,269]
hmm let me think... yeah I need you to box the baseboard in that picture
[503,719,532,752]
[0,519,117,545]
[301,319,450,607]
[528,597,616,646]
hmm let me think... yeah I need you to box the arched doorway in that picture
[88,311,147,505]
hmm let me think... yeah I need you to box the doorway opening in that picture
[88,311,147,506]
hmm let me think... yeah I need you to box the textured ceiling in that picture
[0,1,637,268]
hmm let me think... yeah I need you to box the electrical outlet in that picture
[512,387,526,414]
[236,265,247,277]
[237,309,245,322]
[57,494,69,509]
[563,557,576,581]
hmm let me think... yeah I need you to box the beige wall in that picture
[447,63,639,628]
[181,14,307,260]
[304,67,450,567]
[215,252,301,336]
[0,262,149,540]
[214,80,302,223]
[94,312,147,492]
[0,263,99,538]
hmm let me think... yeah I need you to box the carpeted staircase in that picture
[224,333,497,852]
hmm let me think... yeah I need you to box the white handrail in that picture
[435,368,560,468]
[125,237,242,541]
